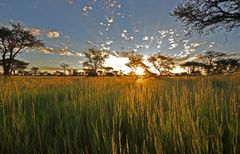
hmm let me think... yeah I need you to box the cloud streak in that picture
[36,46,83,57]
[0,2,6,6]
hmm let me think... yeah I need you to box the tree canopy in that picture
[180,61,205,75]
[172,0,240,35]
[0,58,29,75]
[31,67,39,75]
[126,53,148,75]
[83,48,109,76]
[148,54,175,76]
[0,23,43,75]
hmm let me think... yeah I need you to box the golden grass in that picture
[0,75,239,153]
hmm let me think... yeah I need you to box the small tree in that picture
[31,67,39,75]
[0,23,43,75]
[60,63,69,75]
[148,54,175,76]
[83,48,109,76]
[126,53,148,75]
[180,61,204,76]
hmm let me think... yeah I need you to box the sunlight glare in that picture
[104,55,132,74]
[172,66,185,74]
[135,67,145,75]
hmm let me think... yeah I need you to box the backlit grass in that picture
[0,76,239,153]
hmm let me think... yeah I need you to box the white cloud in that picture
[105,16,114,23]
[37,46,84,57]
[82,5,93,16]
[142,35,149,41]
[66,0,74,4]
[121,30,134,41]
[31,28,41,36]
[47,31,61,38]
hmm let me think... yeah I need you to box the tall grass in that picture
[0,76,239,153]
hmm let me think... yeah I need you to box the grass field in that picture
[0,76,239,153]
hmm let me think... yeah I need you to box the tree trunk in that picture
[2,55,11,76]
[3,64,11,76]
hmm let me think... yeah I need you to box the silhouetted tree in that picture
[144,68,157,77]
[126,53,148,75]
[181,61,205,76]
[0,58,29,75]
[83,48,109,76]
[71,68,79,76]
[31,67,39,75]
[148,54,175,76]
[214,58,240,74]
[60,63,69,75]
[0,23,43,75]
[172,0,240,35]
[197,51,226,75]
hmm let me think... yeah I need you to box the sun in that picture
[135,67,145,75]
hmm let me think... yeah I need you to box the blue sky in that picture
[0,0,239,69]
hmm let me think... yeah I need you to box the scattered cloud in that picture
[66,0,74,4]
[0,2,6,6]
[121,29,134,41]
[105,16,114,23]
[142,35,149,41]
[47,31,61,38]
[37,46,83,57]
[31,28,41,36]
[86,40,95,46]
[82,5,93,16]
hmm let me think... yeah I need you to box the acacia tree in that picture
[83,48,109,76]
[172,0,240,35]
[197,51,226,75]
[0,58,29,75]
[31,67,39,75]
[126,53,148,75]
[0,23,43,75]
[180,61,205,76]
[148,54,175,76]
[214,58,240,74]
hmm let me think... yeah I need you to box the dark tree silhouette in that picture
[31,67,39,75]
[214,58,240,74]
[172,0,240,35]
[126,53,148,75]
[60,63,69,75]
[148,54,175,76]
[83,48,109,76]
[181,61,205,76]
[144,68,157,77]
[197,51,226,75]
[71,68,79,76]
[0,58,29,75]
[0,23,43,75]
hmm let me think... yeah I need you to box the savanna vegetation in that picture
[1,0,240,153]
[0,75,239,153]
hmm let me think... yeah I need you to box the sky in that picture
[0,0,240,70]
